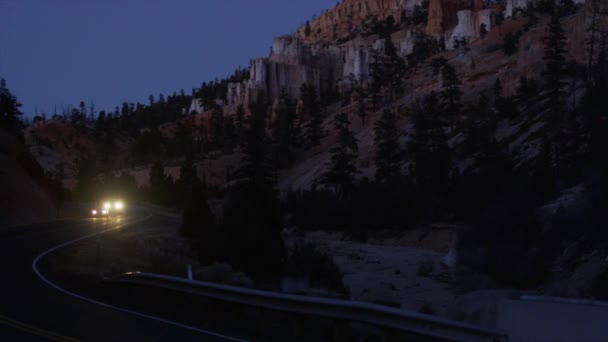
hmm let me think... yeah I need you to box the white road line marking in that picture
[31,211,248,342]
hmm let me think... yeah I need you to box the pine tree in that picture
[369,48,385,111]
[0,78,23,131]
[374,108,402,183]
[235,104,247,148]
[239,96,273,185]
[149,160,172,205]
[272,87,298,166]
[322,113,358,196]
[176,158,199,203]
[440,63,462,118]
[542,11,568,119]
[410,92,450,192]
[181,182,215,242]
[480,23,488,43]
[384,37,406,99]
[223,115,236,154]
[301,84,324,149]
[354,86,369,125]
[210,107,225,150]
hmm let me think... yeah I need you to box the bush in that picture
[287,243,348,296]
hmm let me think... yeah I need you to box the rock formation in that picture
[426,0,494,49]
[295,0,421,45]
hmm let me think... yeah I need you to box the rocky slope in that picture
[0,132,57,227]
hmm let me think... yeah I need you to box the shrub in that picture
[287,243,349,296]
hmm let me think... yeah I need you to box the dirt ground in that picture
[286,225,460,315]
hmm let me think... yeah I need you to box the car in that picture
[102,199,125,214]
[91,207,109,217]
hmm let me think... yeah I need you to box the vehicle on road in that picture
[90,207,109,217]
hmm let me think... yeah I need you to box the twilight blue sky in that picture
[0,0,333,117]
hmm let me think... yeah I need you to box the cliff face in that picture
[426,0,493,48]
[221,0,590,115]
[295,0,421,45]
[226,36,342,109]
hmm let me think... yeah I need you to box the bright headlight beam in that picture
[114,201,123,210]
[103,202,111,209]
[92,210,97,215]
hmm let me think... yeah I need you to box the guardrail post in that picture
[332,319,351,342]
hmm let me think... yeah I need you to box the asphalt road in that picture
[0,208,247,341]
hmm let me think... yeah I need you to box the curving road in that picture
[0,208,247,341]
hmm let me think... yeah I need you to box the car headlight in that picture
[103,202,111,209]
[114,201,123,210]
[102,209,108,215]
[92,210,97,215]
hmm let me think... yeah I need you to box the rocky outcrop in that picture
[295,0,421,45]
[226,36,342,109]
[426,0,468,36]
[426,0,495,49]
[446,9,492,49]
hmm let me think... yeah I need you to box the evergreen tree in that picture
[235,104,247,148]
[181,182,215,243]
[210,107,225,150]
[440,63,463,118]
[173,120,194,157]
[301,84,324,149]
[218,181,285,277]
[322,113,359,196]
[354,86,369,125]
[384,37,406,99]
[239,96,273,185]
[374,108,402,182]
[176,157,199,199]
[503,32,520,55]
[223,115,236,154]
[480,23,488,43]
[149,160,172,205]
[542,11,568,119]
[0,78,23,131]
[272,87,298,166]
[369,48,385,111]
[410,92,450,192]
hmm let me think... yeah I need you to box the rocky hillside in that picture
[0,132,57,227]
[25,0,601,192]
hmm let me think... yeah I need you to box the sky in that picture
[0,0,334,117]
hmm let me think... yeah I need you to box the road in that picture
[0,208,247,341]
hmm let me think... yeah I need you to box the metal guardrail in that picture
[109,272,508,341]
